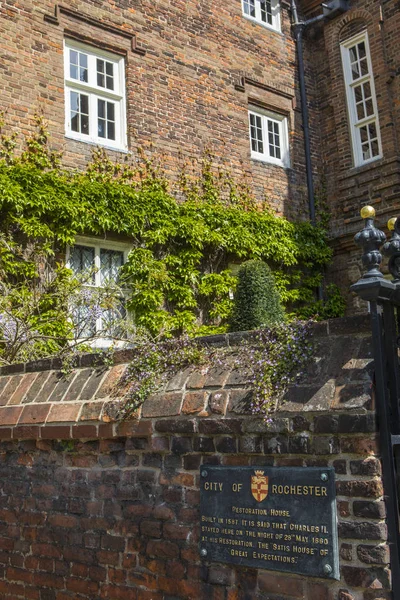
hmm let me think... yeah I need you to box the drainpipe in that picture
[290,0,325,226]
[290,0,345,301]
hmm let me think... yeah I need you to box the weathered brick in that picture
[96,365,127,399]
[357,544,390,565]
[182,391,208,414]
[47,403,81,423]
[350,458,381,476]
[353,501,386,520]
[171,436,192,455]
[9,373,38,405]
[258,572,304,597]
[215,436,237,453]
[198,419,242,434]
[336,480,383,499]
[142,392,183,418]
[338,521,387,540]
[193,437,215,453]
[146,540,179,559]
[79,401,104,421]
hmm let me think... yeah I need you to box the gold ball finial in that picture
[360,205,375,219]
[388,218,397,231]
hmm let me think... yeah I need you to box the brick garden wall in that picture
[0,316,393,599]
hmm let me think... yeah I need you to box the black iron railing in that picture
[352,206,400,597]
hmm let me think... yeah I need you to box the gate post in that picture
[351,206,400,597]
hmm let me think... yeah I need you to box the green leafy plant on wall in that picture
[0,114,342,366]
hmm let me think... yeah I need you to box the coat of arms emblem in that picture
[251,470,269,502]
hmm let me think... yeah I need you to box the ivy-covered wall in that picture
[0,121,344,365]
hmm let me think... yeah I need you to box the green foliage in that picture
[229,260,285,332]
[119,321,312,419]
[0,115,342,353]
[239,321,313,418]
[121,335,207,416]
[295,283,347,321]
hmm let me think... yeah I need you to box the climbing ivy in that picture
[0,115,339,351]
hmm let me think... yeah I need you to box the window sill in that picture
[250,155,290,169]
[65,134,129,154]
[347,154,383,174]
[242,14,282,35]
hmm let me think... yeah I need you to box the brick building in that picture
[1,0,399,308]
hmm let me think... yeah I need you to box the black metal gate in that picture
[351,206,400,597]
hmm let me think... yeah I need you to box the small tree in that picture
[229,260,285,332]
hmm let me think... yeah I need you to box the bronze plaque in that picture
[199,465,339,579]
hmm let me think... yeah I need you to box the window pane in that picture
[70,92,89,135]
[349,47,357,63]
[249,113,263,154]
[243,0,256,17]
[356,103,365,120]
[358,42,366,58]
[267,118,280,158]
[368,122,377,138]
[98,119,106,138]
[107,103,115,120]
[371,139,379,156]
[97,59,114,90]
[108,122,115,141]
[78,52,88,83]
[98,99,105,119]
[80,95,89,115]
[260,0,272,24]
[102,298,126,337]
[360,126,368,143]
[81,114,89,135]
[72,303,97,338]
[354,86,362,103]
[365,99,374,116]
[98,100,116,141]
[360,58,368,76]
[97,59,105,88]
[351,61,360,80]
[364,82,371,98]
[362,143,371,161]
[70,91,79,112]
[100,249,123,284]
[69,245,95,281]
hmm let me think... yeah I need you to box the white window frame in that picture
[66,236,131,346]
[64,40,127,151]
[248,107,290,168]
[242,0,281,32]
[340,32,382,167]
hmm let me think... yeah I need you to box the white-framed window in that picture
[248,107,289,167]
[64,40,127,151]
[341,32,382,167]
[66,237,130,343]
[242,0,280,32]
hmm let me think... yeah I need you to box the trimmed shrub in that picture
[229,260,285,331]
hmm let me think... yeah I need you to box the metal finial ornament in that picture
[354,206,386,279]
[383,217,400,282]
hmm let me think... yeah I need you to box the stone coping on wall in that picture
[0,315,374,441]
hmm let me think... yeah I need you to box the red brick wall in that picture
[0,412,388,600]
[0,317,393,599]
[0,0,310,218]
[303,0,400,309]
